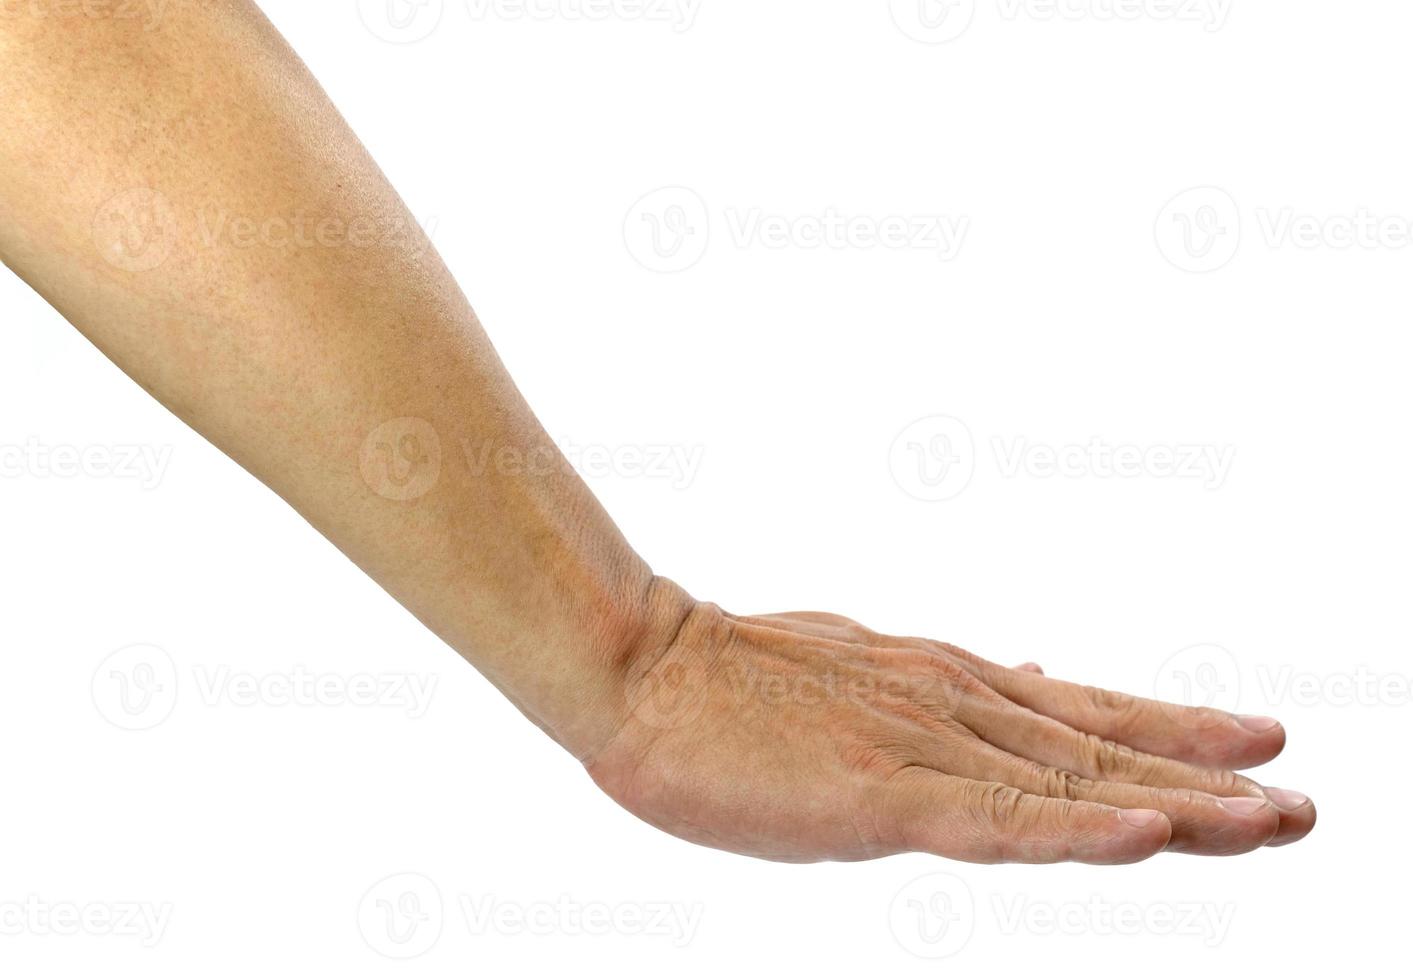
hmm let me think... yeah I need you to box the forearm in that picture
[0,3,671,758]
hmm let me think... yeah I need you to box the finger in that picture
[1262,787,1318,847]
[946,648,1285,770]
[880,768,1171,865]
[955,693,1319,849]
[745,612,860,633]
[956,683,1263,796]
[933,732,1279,855]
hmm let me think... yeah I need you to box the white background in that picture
[0,0,1404,975]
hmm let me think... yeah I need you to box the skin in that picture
[0,2,1313,866]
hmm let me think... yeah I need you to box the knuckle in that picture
[881,652,989,713]
[967,782,1075,863]
[1077,731,1144,780]
[931,657,994,703]
[1081,683,1137,718]
[1165,786,1205,809]
[1209,769,1256,797]
[927,653,977,686]
[1040,766,1093,801]
[973,781,1027,826]
[935,641,983,669]
[837,734,915,777]
[846,794,898,858]
[1231,773,1263,795]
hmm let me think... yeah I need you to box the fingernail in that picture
[1015,662,1044,675]
[1264,787,1310,811]
[1235,714,1281,733]
[1219,797,1272,815]
[1119,808,1163,828]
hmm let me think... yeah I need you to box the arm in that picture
[0,3,1312,864]
[0,2,676,760]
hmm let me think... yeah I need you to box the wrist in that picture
[488,562,697,763]
[559,573,699,764]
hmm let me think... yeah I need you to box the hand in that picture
[586,581,1315,864]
